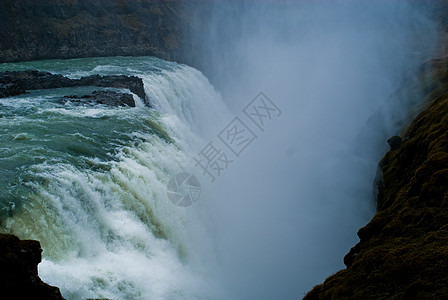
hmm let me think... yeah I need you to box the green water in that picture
[0,56,180,76]
[0,87,168,218]
[0,56,224,300]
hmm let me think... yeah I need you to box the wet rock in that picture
[64,90,135,107]
[77,75,146,100]
[0,233,65,299]
[0,82,26,98]
[0,70,146,104]
[387,135,402,151]
[0,70,73,91]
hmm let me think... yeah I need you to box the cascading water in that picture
[0,57,230,300]
[0,1,441,300]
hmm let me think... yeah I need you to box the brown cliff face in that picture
[304,58,448,299]
[0,233,65,299]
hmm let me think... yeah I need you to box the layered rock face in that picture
[0,233,64,299]
[0,0,204,67]
[304,58,448,299]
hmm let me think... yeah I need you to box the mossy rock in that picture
[305,54,448,300]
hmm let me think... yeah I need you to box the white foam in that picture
[2,58,228,300]
[142,65,231,139]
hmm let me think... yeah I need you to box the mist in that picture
[184,1,439,299]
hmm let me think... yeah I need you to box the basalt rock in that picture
[0,70,146,103]
[0,0,207,68]
[0,82,25,98]
[64,90,135,107]
[77,74,146,100]
[0,233,65,300]
[0,70,73,91]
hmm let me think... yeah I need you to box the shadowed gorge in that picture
[303,4,448,298]
[305,56,448,299]
[0,1,448,300]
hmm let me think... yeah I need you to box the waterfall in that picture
[0,57,229,300]
[0,1,440,299]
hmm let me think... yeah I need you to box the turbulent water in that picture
[0,57,230,300]
[0,2,438,296]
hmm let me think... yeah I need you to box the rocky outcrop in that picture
[386,135,402,151]
[64,90,135,107]
[0,233,64,299]
[0,82,26,98]
[0,70,73,98]
[304,58,448,299]
[0,70,146,103]
[77,74,146,101]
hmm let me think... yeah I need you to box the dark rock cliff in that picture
[0,0,207,68]
[304,57,448,300]
[0,233,65,299]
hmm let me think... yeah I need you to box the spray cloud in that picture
[184,1,439,299]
